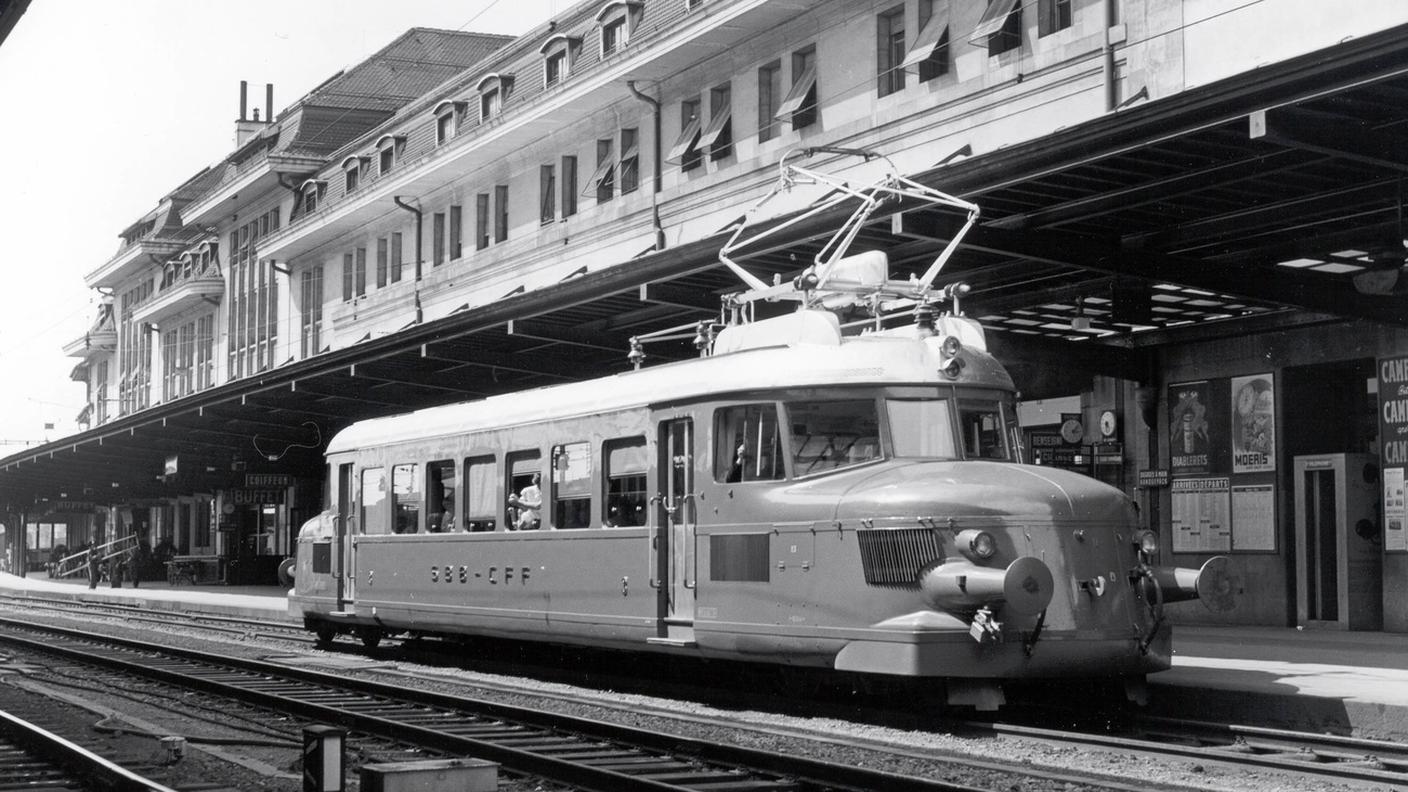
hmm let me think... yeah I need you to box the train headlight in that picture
[940,335,963,357]
[956,529,997,562]
[941,357,966,380]
[1134,529,1159,557]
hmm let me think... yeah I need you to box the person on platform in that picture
[86,537,102,589]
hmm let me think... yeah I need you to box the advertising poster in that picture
[1385,468,1406,553]
[1171,477,1231,553]
[1230,483,1276,551]
[1169,380,1228,477]
[1380,354,1408,553]
[1231,374,1275,473]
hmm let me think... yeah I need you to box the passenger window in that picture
[506,451,543,530]
[958,401,1011,460]
[887,399,957,457]
[392,463,420,533]
[463,455,497,532]
[785,399,882,475]
[714,404,784,483]
[359,467,387,534]
[603,437,647,527]
[552,442,592,529]
[426,460,456,532]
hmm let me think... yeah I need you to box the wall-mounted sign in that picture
[164,455,179,476]
[245,473,292,488]
[1137,469,1170,487]
[1379,354,1408,553]
[230,489,285,506]
[1231,374,1275,473]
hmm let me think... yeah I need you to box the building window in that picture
[540,34,581,88]
[778,45,818,130]
[562,155,578,218]
[300,265,323,358]
[910,0,951,82]
[227,208,280,381]
[195,314,214,390]
[877,5,906,97]
[671,96,702,171]
[477,73,512,122]
[591,138,615,203]
[343,157,361,193]
[974,0,1021,56]
[540,163,556,224]
[341,247,366,301]
[390,232,403,282]
[95,359,109,424]
[116,276,152,414]
[433,212,446,266]
[596,1,641,57]
[475,193,490,250]
[376,134,404,176]
[758,60,781,142]
[450,204,463,260]
[700,82,733,160]
[434,100,464,145]
[299,179,325,216]
[494,184,509,243]
[161,318,200,402]
[620,128,639,194]
[376,237,388,288]
[1038,0,1072,36]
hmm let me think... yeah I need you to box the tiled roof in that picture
[299,28,511,111]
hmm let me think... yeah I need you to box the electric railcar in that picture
[289,154,1232,709]
[289,304,1231,708]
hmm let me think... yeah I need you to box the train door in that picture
[653,418,696,644]
[336,463,353,607]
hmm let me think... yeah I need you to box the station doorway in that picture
[1281,359,1380,629]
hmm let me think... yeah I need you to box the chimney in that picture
[234,81,274,147]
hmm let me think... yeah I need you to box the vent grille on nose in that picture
[857,527,942,587]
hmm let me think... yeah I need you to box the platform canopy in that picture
[4,25,1408,509]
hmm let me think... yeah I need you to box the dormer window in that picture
[300,179,327,215]
[376,134,405,176]
[342,155,367,193]
[540,34,582,88]
[477,73,514,122]
[434,101,467,145]
[596,1,642,57]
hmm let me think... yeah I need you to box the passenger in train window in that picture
[508,472,542,530]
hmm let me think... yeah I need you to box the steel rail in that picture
[0,707,180,792]
[0,616,996,792]
[979,716,1408,787]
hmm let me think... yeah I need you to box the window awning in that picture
[969,0,1018,43]
[668,115,702,160]
[697,105,733,149]
[620,139,639,162]
[903,11,950,68]
[587,152,616,187]
[775,63,817,119]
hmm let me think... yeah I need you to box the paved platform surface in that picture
[4,571,1407,740]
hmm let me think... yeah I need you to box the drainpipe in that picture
[626,80,666,251]
[1102,0,1117,112]
[393,196,424,323]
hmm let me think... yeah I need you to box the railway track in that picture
[0,685,184,792]
[8,594,1405,791]
[0,616,1006,792]
[0,592,309,643]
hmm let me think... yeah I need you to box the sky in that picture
[0,0,564,451]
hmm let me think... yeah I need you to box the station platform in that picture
[2,571,1407,741]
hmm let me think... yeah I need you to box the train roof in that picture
[326,311,1013,454]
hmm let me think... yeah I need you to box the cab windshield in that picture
[886,395,1017,461]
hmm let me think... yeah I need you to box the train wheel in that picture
[356,627,383,649]
[314,625,336,646]
[276,558,296,588]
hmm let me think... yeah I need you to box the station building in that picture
[4,0,1408,631]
